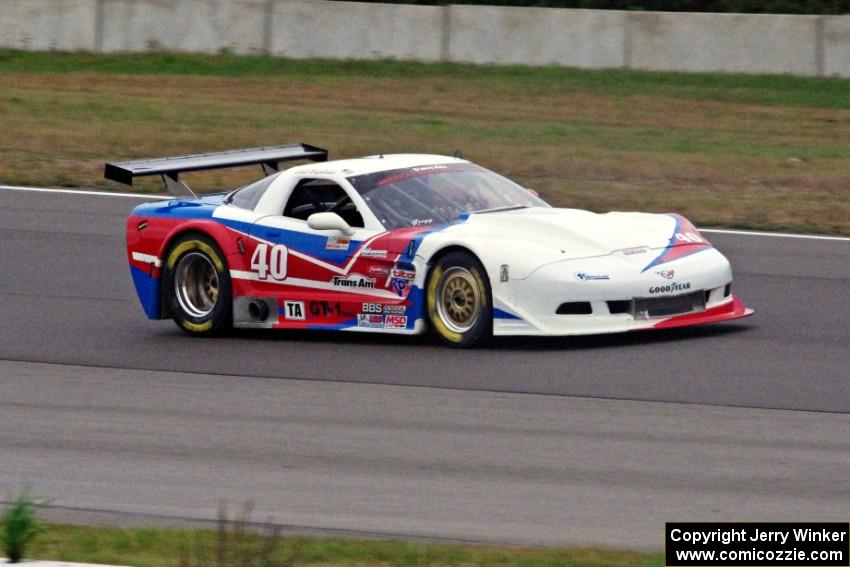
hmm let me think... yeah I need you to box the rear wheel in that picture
[426,251,492,348]
[162,234,232,335]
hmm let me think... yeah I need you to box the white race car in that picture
[109,144,753,348]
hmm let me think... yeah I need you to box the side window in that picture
[283,179,364,228]
[228,173,280,210]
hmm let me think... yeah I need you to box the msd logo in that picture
[384,315,407,329]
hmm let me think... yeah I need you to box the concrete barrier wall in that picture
[628,11,820,76]
[1,0,849,77]
[823,16,850,77]
[99,0,267,54]
[447,5,626,68]
[1,0,97,51]
[271,0,443,61]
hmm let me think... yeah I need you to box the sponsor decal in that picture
[361,248,388,258]
[384,315,408,329]
[357,314,384,328]
[656,269,675,280]
[326,236,350,251]
[574,272,611,281]
[411,218,433,226]
[391,268,415,279]
[377,164,465,187]
[309,301,346,317]
[649,282,692,294]
[500,264,509,282]
[332,273,375,289]
[362,303,407,315]
[368,265,391,277]
[623,247,649,256]
[390,277,410,296]
[362,303,383,314]
[283,300,305,320]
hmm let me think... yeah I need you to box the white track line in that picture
[1,184,848,242]
[700,228,850,242]
[0,184,168,199]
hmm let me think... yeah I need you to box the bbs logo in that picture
[362,303,383,314]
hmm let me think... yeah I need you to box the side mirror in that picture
[307,212,355,236]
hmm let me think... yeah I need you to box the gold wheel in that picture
[435,267,482,334]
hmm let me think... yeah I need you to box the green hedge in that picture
[352,0,850,14]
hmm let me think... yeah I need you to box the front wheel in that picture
[426,251,492,348]
[162,234,232,336]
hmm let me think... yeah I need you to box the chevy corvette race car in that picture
[106,144,752,347]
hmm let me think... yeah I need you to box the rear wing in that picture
[104,143,328,197]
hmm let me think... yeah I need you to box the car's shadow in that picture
[216,321,754,352]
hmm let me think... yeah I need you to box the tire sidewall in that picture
[426,251,492,348]
[162,234,232,335]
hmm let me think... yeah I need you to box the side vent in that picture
[556,302,593,315]
[607,300,630,314]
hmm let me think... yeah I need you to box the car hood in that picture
[413,206,709,280]
[456,207,679,256]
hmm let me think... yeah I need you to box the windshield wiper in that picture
[471,205,530,215]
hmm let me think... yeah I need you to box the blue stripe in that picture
[641,214,681,273]
[129,264,160,320]
[493,308,522,320]
[307,318,358,330]
[405,215,470,260]
[134,200,365,267]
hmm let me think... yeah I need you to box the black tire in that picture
[161,234,232,336]
[426,251,493,348]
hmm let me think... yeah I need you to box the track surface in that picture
[1,188,847,412]
[1,188,849,547]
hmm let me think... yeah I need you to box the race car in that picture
[106,143,753,347]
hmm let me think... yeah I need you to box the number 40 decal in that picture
[675,232,706,244]
[250,243,288,280]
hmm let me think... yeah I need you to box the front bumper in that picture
[492,247,753,336]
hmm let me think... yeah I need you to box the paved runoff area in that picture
[0,186,848,548]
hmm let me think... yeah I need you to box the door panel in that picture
[233,178,418,331]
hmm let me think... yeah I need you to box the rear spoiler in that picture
[104,143,328,197]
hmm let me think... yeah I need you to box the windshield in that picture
[347,163,549,230]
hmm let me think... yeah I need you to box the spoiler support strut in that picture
[161,173,194,198]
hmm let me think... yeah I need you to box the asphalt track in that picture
[1,187,849,548]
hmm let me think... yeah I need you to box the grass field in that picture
[19,523,663,567]
[1,50,848,234]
